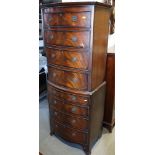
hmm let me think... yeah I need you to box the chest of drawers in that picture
[42,2,111,155]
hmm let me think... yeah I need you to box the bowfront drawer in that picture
[50,98,88,117]
[46,47,89,70]
[48,67,88,90]
[44,12,91,28]
[44,30,90,48]
[53,110,88,131]
[48,85,89,106]
[53,121,87,144]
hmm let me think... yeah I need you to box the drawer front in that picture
[48,85,89,106]
[44,31,90,48]
[46,48,89,69]
[44,12,91,27]
[53,110,88,131]
[48,67,88,90]
[50,99,88,117]
[53,121,87,144]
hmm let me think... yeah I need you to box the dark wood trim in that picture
[41,2,112,8]
[47,80,106,95]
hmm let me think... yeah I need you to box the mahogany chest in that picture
[42,2,111,155]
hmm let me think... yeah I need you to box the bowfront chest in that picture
[42,2,111,155]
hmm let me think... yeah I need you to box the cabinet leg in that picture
[83,145,91,155]
[50,129,54,136]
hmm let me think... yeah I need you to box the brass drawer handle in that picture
[48,17,52,22]
[52,72,56,77]
[59,13,63,17]
[72,132,76,137]
[54,100,57,104]
[54,112,58,116]
[51,53,55,58]
[72,120,76,124]
[53,90,56,94]
[72,16,77,22]
[72,36,77,42]
[72,78,78,83]
[71,57,77,62]
[71,95,77,101]
[49,35,53,40]
[71,107,77,113]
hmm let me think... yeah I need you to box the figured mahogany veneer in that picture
[46,47,89,70]
[44,11,91,28]
[49,98,88,117]
[53,121,87,144]
[44,30,90,48]
[52,110,88,131]
[48,84,89,106]
[48,66,88,90]
[42,2,112,155]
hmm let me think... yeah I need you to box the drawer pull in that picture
[71,107,77,113]
[71,57,77,62]
[51,53,55,58]
[53,90,56,94]
[54,112,58,116]
[59,13,63,16]
[72,78,78,83]
[49,35,53,40]
[72,133,76,137]
[52,72,56,77]
[72,36,77,42]
[72,16,77,22]
[48,17,52,22]
[54,100,57,104]
[72,120,76,124]
[71,95,77,101]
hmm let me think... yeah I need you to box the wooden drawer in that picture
[44,12,91,27]
[43,6,92,14]
[53,121,87,144]
[46,47,89,70]
[44,30,90,48]
[53,110,88,131]
[48,67,88,90]
[50,98,88,117]
[48,85,89,106]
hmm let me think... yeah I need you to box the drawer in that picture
[48,85,89,106]
[50,98,88,117]
[44,30,90,48]
[48,67,88,90]
[44,12,91,27]
[53,121,87,144]
[46,47,89,70]
[53,110,88,131]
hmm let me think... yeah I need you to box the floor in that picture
[39,97,115,155]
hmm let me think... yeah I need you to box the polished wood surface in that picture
[103,53,115,132]
[48,66,88,90]
[52,109,88,131]
[42,2,112,155]
[53,121,87,144]
[91,6,110,90]
[46,47,89,70]
[49,98,88,117]
[48,84,89,106]
[44,11,91,28]
[44,30,90,48]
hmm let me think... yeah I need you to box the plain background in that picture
[0,0,155,155]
